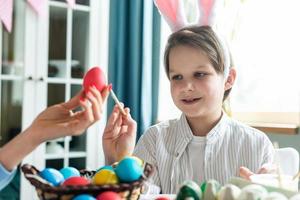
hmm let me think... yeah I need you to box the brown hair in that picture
[164,25,233,101]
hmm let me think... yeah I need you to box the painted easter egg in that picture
[217,184,241,200]
[96,165,114,172]
[238,184,268,200]
[96,191,122,200]
[93,169,118,185]
[289,194,300,200]
[39,168,64,186]
[155,197,171,200]
[62,176,90,186]
[83,67,106,93]
[115,156,143,182]
[73,194,96,200]
[131,156,144,167]
[176,180,202,200]
[261,192,288,200]
[60,167,80,179]
[201,179,221,200]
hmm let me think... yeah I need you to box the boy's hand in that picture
[239,164,277,180]
[102,104,137,164]
[28,86,109,144]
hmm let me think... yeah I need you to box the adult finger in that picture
[86,90,101,120]
[79,99,94,126]
[89,86,103,105]
[101,85,110,103]
[62,90,84,110]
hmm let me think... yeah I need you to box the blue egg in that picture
[60,167,80,179]
[72,194,96,200]
[115,157,143,182]
[40,168,64,186]
[96,165,114,172]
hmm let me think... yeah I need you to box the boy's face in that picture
[168,45,226,119]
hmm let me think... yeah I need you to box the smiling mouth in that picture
[182,98,201,104]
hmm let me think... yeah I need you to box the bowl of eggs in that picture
[175,178,300,200]
[21,156,153,200]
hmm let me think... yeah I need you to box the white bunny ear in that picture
[197,0,230,78]
[154,0,187,32]
[197,0,223,26]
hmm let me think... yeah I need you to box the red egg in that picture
[96,191,121,200]
[62,176,90,186]
[83,67,106,93]
[155,197,171,200]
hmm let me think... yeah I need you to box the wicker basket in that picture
[21,163,154,200]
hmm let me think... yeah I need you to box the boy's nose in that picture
[183,81,195,91]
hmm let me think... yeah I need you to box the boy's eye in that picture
[194,72,206,78]
[171,75,183,80]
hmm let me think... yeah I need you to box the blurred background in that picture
[0,0,299,199]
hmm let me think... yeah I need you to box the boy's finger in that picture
[104,114,122,138]
[106,108,121,131]
[239,166,254,180]
[123,108,137,138]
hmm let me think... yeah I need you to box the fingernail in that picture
[108,83,112,91]
[80,93,86,101]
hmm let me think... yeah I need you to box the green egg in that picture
[201,179,221,200]
[200,182,207,194]
[176,180,202,200]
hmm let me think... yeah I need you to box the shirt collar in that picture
[174,112,229,155]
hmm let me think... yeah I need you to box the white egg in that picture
[261,192,288,200]
[238,184,268,200]
[218,184,241,200]
[289,194,300,200]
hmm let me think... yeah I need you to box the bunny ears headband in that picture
[154,0,230,78]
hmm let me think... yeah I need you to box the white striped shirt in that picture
[188,135,206,185]
[134,113,274,194]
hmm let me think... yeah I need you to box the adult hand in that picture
[0,86,109,172]
[28,86,110,144]
[102,104,137,164]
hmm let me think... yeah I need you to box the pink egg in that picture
[62,176,90,186]
[83,67,106,93]
[96,191,121,200]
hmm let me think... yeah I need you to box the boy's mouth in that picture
[181,97,201,104]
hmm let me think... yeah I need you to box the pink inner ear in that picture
[200,0,214,25]
[155,0,178,23]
